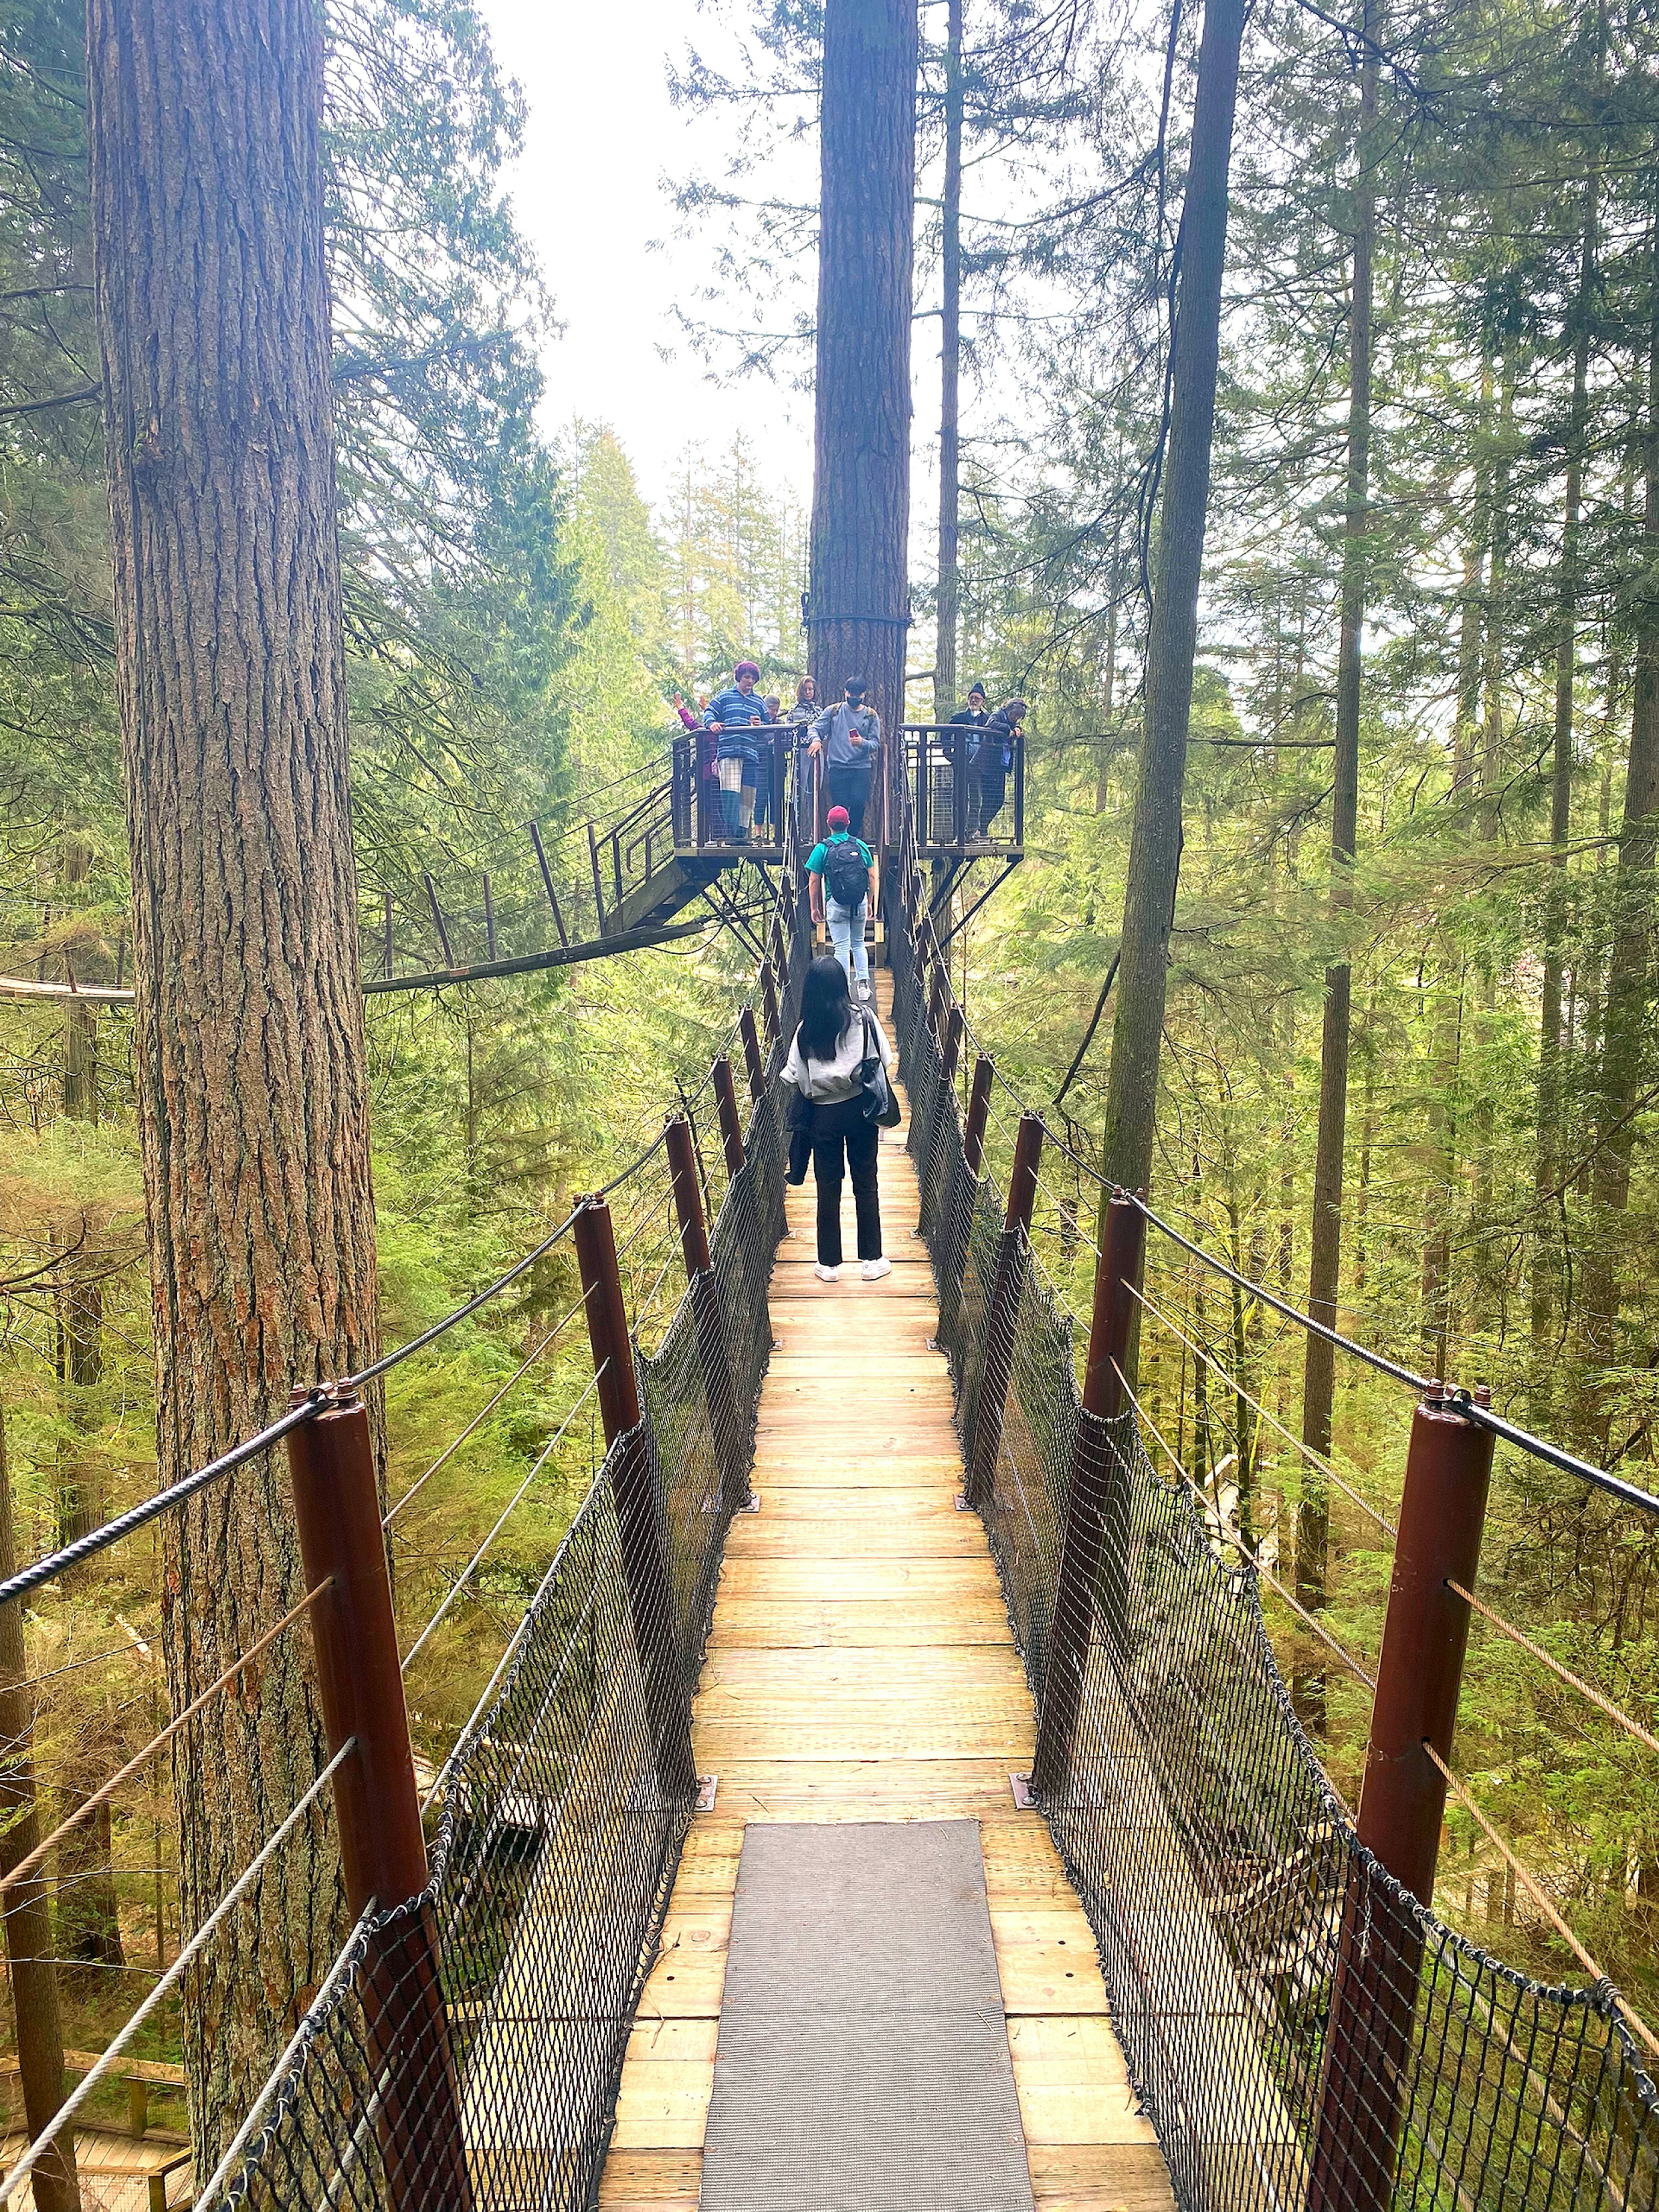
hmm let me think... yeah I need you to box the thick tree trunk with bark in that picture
[934,0,963,726]
[1584,229,1659,1400]
[1534,63,1602,1354]
[810,0,919,814]
[0,1404,81,2212]
[1096,0,1245,1207]
[1294,16,1376,1734]
[86,0,381,2161]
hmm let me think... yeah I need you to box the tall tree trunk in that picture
[1096,0,1246,1206]
[0,1402,81,2212]
[1295,10,1376,1735]
[809,0,919,817]
[1534,34,1603,1354]
[1419,964,1464,1378]
[934,0,963,726]
[87,0,381,2161]
[1583,219,1659,1410]
[1095,517,1124,814]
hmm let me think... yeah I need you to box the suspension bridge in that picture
[0,753,1654,2212]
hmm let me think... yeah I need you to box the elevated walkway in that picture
[598,973,1172,2212]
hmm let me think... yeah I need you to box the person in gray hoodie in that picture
[806,676,881,840]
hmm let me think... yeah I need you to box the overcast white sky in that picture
[477,0,818,515]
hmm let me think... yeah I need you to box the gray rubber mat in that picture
[699,1820,1036,2212]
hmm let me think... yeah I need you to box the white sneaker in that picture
[814,1262,841,1283]
[861,1257,892,1281]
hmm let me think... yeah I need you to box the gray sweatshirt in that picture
[811,701,882,769]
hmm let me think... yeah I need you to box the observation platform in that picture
[598,973,1171,2212]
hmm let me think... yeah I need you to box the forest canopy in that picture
[0,0,1656,2153]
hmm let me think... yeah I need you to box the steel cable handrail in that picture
[1117,1358,1378,1708]
[0,1580,331,1898]
[1420,1739,1659,2062]
[1128,1278,1398,1540]
[397,1364,606,1675]
[0,1736,356,2209]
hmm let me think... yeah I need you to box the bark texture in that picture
[1584,226,1659,1393]
[1534,73,1602,1352]
[809,0,919,805]
[1294,13,1376,1735]
[1096,0,1245,1208]
[0,1404,81,2212]
[86,0,379,2160]
[934,0,963,727]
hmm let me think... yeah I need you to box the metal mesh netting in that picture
[217,922,806,2212]
[889,902,1659,2212]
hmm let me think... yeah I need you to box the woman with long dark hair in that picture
[782,955,895,1283]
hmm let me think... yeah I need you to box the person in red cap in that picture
[806,803,877,1001]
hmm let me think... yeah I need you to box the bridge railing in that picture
[900,721,1024,854]
[885,801,1659,2212]
[0,827,812,2212]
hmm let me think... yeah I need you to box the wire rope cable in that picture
[0,1736,356,2209]
[398,1365,607,1675]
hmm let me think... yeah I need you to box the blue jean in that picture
[826,896,868,989]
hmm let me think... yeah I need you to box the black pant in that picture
[974,763,1007,836]
[827,762,872,842]
[811,1096,883,1265]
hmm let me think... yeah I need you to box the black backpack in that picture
[823,836,869,906]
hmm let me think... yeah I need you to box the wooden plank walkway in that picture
[598,971,1174,2212]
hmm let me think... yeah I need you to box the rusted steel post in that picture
[285,1396,472,2212]
[927,962,947,1044]
[918,1006,966,1237]
[964,1113,1044,1508]
[739,1005,766,1102]
[1031,1192,1147,1791]
[573,1197,696,1785]
[666,1118,748,1511]
[713,1055,745,1177]
[932,1051,993,1350]
[761,964,781,1051]
[1306,1382,1496,2212]
[963,1055,994,1177]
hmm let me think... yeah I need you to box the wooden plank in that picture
[598,983,1172,2212]
[722,1520,989,1558]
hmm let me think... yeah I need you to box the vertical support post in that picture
[940,1005,964,1093]
[918,1006,966,1237]
[285,1395,472,2212]
[963,1055,993,1176]
[915,729,928,848]
[953,722,969,847]
[1014,726,1025,846]
[482,871,496,961]
[529,821,569,946]
[927,962,947,1045]
[739,1005,766,1102]
[964,1113,1043,1508]
[713,1055,745,1178]
[1031,1192,1147,1792]
[1306,1382,1495,2212]
[666,1118,749,1513]
[572,1197,697,1788]
[588,819,607,935]
[761,965,781,1051]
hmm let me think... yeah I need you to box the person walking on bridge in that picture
[783,954,894,1284]
[807,804,877,1001]
[807,675,881,840]
[705,660,771,841]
